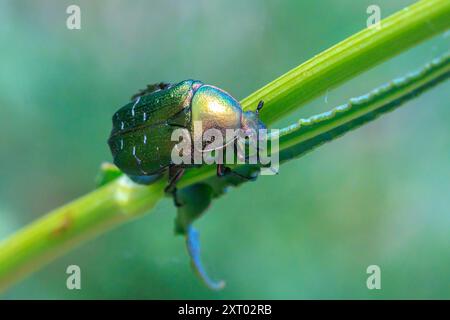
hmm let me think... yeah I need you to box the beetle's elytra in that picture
[108,79,265,192]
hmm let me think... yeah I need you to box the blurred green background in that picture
[0,0,449,299]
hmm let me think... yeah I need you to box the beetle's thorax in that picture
[191,85,242,138]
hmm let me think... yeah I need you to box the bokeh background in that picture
[1,0,449,299]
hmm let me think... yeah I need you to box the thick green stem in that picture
[0,177,165,291]
[0,0,449,293]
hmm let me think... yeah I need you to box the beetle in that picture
[108,79,265,196]
[107,80,265,289]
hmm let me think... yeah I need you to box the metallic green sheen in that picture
[108,80,202,176]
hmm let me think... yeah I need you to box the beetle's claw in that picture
[186,225,225,290]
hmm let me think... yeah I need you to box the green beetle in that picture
[108,79,265,193]
[108,80,265,289]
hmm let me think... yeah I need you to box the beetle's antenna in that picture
[186,225,225,291]
[256,100,264,115]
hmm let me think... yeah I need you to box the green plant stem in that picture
[0,177,166,292]
[241,0,450,122]
[180,0,450,188]
[276,53,450,162]
[0,0,449,293]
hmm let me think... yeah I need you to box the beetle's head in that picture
[239,108,266,160]
[242,110,265,135]
[241,100,266,137]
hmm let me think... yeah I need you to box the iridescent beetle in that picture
[108,80,264,190]
[108,80,265,289]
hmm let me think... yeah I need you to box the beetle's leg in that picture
[165,166,185,207]
[216,164,257,181]
[165,166,185,193]
[185,225,225,290]
[130,82,173,100]
[216,163,226,177]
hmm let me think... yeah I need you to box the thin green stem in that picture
[276,53,450,162]
[241,0,450,123]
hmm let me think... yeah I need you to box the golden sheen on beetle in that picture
[108,79,265,192]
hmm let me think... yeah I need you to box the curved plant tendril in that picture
[186,226,225,290]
